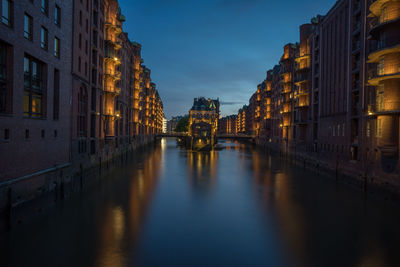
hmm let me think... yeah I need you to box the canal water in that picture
[1,138,400,267]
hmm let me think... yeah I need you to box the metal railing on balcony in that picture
[368,63,400,80]
[369,14,400,30]
[295,73,310,83]
[368,37,400,55]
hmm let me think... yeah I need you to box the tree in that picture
[174,116,189,132]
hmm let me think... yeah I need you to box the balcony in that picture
[368,38,400,63]
[369,0,394,17]
[294,117,308,125]
[103,86,121,95]
[295,53,310,62]
[367,103,400,116]
[368,63,400,86]
[295,73,310,85]
[294,88,309,97]
[295,100,309,109]
[295,63,310,72]
[105,39,122,50]
[105,20,122,34]
[104,71,122,81]
[369,16,400,37]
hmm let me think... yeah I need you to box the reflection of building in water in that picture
[186,151,219,193]
[251,150,389,266]
[95,146,163,267]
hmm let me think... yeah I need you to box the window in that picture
[53,69,60,120]
[367,121,371,137]
[377,119,382,138]
[41,0,48,15]
[380,6,387,23]
[54,37,60,58]
[78,86,87,137]
[78,34,82,49]
[377,85,384,111]
[378,58,385,76]
[79,11,82,26]
[25,129,29,139]
[55,5,61,26]
[0,42,8,113]
[24,56,45,118]
[24,14,33,41]
[41,27,48,50]
[342,123,345,136]
[1,0,11,26]
[78,56,81,72]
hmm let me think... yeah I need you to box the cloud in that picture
[220,101,244,105]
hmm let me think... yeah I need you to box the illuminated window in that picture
[376,119,382,138]
[376,85,384,111]
[24,56,45,118]
[378,58,385,76]
[380,6,387,23]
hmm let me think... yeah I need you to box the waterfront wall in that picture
[256,137,400,197]
[0,136,156,230]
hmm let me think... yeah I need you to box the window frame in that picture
[41,0,48,15]
[55,5,61,27]
[54,37,60,58]
[40,26,48,50]
[24,55,45,118]
[24,13,33,41]
[1,0,12,26]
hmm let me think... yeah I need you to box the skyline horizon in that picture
[118,0,336,119]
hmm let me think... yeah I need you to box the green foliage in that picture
[174,117,189,132]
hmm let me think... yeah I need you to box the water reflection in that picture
[93,146,164,267]
[249,147,396,267]
[2,140,400,266]
[186,151,218,195]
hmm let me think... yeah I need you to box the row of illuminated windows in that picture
[2,0,61,28]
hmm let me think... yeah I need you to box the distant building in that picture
[219,115,238,135]
[167,116,183,133]
[188,97,220,137]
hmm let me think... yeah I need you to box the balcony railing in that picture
[295,73,310,83]
[368,37,400,56]
[104,86,121,95]
[369,15,400,31]
[368,63,400,80]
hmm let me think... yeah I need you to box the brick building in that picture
[235,0,400,190]
[0,0,73,182]
[0,0,164,212]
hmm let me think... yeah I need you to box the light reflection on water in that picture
[0,138,399,266]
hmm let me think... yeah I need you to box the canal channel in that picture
[1,138,400,267]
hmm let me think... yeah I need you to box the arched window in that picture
[78,86,87,137]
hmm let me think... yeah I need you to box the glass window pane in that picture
[32,94,42,114]
[23,94,30,113]
[2,0,10,25]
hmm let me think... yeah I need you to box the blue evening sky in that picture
[119,0,335,118]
